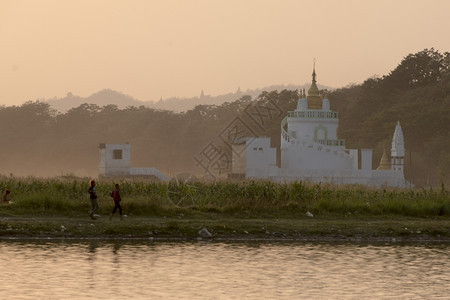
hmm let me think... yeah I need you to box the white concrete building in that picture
[99,143,170,181]
[231,67,409,188]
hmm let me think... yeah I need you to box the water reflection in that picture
[0,240,448,299]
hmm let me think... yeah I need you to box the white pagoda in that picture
[232,67,409,188]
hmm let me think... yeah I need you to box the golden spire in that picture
[312,59,317,84]
[377,148,391,170]
[307,59,322,109]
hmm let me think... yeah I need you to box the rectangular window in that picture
[113,149,123,159]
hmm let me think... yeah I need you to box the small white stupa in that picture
[98,143,170,181]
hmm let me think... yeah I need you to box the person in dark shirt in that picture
[109,183,123,221]
[88,180,99,220]
[2,189,11,203]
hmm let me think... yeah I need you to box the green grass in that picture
[0,175,448,240]
[0,176,448,218]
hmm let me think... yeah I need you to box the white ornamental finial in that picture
[391,121,405,157]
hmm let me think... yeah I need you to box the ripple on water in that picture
[0,241,448,299]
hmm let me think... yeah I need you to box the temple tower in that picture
[391,121,405,171]
[280,64,350,171]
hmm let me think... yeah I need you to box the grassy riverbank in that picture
[0,215,448,243]
[0,177,448,241]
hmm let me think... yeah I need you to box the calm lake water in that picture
[0,240,448,299]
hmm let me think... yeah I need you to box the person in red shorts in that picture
[109,183,123,221]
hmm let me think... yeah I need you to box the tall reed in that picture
[0,176,448,217]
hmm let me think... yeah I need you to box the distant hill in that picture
[45,84,332,113]
[45,89,147,112]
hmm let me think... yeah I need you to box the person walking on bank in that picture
[88,180,99,220]
[109,183,123,221]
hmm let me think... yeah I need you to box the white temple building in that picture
[232,67,409,188]
[99,143,170,181]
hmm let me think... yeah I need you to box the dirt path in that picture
[0,214,449,243]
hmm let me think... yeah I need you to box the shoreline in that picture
[0,236,449,244]
[1,214,448,244]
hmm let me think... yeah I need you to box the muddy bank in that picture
[0,215,448,243]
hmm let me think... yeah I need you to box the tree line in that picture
[0,48,448,187]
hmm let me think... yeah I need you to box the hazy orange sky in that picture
[1,0,449,106]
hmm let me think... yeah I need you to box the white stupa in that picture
[391,121,405,172]
[231,66,410,188]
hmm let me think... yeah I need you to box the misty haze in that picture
[0,48,448,188]
[1,1,449,186]
[0,2,449,300]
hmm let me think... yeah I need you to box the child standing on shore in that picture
[88,180,99,220]
[109,183,123,221]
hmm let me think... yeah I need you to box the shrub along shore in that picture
[0,177,448,242]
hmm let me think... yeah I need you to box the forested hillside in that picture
[1,49,448,187]
[330,48,450,186]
